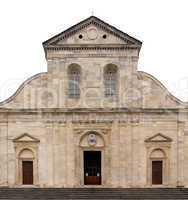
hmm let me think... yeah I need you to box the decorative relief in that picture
[87,28,98,40]
[79,131,105,148]
[88,133,97,146]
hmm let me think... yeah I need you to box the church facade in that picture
[0,16,188,188]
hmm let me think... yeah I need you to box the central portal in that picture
[84,151,101,185]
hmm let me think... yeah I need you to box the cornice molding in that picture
[45,44,139,52]
[0,108,188,114]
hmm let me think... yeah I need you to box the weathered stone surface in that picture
[0,16,187,188]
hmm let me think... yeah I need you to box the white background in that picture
[0,0,188,101]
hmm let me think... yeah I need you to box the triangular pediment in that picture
[145,133,172,143]
[13,133,40,143]
[43,16,142,47]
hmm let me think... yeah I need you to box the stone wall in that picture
[0,111,187,188]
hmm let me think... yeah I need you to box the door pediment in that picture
[145,133,172,143]
[13,133,40,143]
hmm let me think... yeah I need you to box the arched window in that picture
[104,64,118,97]
[68,64,81,98]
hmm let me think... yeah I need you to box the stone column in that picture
[177,121,184,187]
[131,117,141,187]
[119,122,129,187]
[110,120,120,187]
[66,121,75,187]
[45,122,54,187]
[0,122,8,186]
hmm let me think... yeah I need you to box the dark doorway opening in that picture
[152,161,163,185]
[84,151,101,185]
[22,161,33,185]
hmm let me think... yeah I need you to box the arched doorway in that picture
[79,131,105,186]
[19,149,34,185]
[150,149,166,185]
[13,133,40,186]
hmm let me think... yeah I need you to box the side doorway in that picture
[22,161,34,185]
[152,160,163,185]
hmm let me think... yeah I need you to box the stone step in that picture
[0,188,188,199]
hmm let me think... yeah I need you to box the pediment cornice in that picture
[13,133,40,143]
[145,133,172,143]
[45,44,139,51]
[43,16,142,50]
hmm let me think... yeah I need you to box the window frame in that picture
[68,64,81,98]
[104,65,118,97]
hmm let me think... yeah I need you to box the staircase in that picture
[0,188,188,199]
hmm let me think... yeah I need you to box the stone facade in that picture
[0,16,188,188]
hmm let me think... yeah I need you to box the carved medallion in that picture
[87,28,98,40]
[88,133,97,146]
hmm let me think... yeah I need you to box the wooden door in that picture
[84,151,101,185]
[22,161,33,185]
[152,161,163,185]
